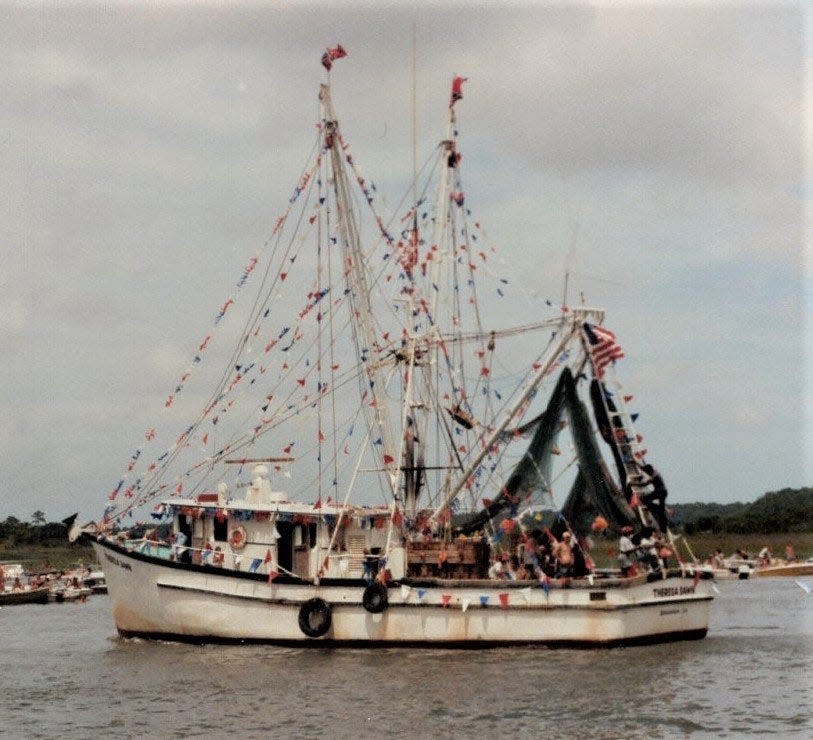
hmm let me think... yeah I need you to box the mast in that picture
[404,95,457,515]
[320,84,399,497]
[411,20,418,211]
[427,109,455,323]
[403,22,428,517]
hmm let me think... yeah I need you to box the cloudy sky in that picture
[0,1,807,522]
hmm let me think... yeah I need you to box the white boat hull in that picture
[49,586,92,603]
[691,564,752,580]
[754,562,813,578]
[94,538,712,646]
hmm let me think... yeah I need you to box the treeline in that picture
[0,513,71,547]
[2,487,811,543]
[672,487,812,535]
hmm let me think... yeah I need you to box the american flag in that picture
[583,323,625,378]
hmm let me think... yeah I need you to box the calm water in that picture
[0,579,810,738]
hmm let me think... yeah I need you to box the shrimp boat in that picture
[74,51,713,646]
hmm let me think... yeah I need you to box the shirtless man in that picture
[552,531,575,577]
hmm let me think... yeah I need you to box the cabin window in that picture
[213,516,228,542]
[308,523,318,548]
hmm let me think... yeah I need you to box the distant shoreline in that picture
[0,543,96,571]
[590,531,812,568]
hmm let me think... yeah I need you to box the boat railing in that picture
[123,538,217,565]
[119,537,301,577]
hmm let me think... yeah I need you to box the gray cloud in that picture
[0,2,805,520]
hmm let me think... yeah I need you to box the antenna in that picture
[411,19,418,208]
[562,192,582,309]
[562,270,569,309]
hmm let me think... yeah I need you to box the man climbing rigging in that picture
[640,463,669,532]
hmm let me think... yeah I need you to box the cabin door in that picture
[179,515,193,544]
[276,522,293,573]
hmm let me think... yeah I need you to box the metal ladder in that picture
[578,325,657,528]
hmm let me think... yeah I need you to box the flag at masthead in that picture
[321,44,348,70]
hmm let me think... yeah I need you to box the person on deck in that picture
[437,547,450,578]
[507,555,522,580]
[785,543,796,563]
[552,531,575,577]
[569,535,592,578]
[758,546,772,566]
[487,559,505,580]
[171,530,188,562]
[618,525,636,577]
[534,532,556,577]
[635,527,661,573]
[521,537,539,578]
[640,463,669,532]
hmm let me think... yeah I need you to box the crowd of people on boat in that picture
[486,527,595,581]
[617,525,673,577]
[482,524,674,582]
[0,562,98,599]
[0,573,25,592]
[705,543,798,569]
[0,564,32,592]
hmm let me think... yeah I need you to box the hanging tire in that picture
[362,582,388,614]
[298,598,332,638]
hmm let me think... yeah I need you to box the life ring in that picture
[362,582,388,614]
[298,598,332,638]
[228,525,247,551]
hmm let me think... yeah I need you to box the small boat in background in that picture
[83,570,107,594]
[48,575,92,603]
[754,561,813,578]
[0,562,24,580]
[692,561,752,580]
[0,563,50,605]
[0,586,50,606]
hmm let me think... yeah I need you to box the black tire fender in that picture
[362,582,388,614]
[298,597,332,638]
